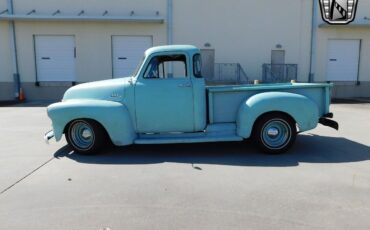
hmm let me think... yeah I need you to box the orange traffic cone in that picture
[19,88,26,101]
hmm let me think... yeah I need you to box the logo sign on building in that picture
[319,0,359,25]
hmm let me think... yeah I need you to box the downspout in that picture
[308,0,318,83]
[167,0,173,77]
[167,0,173,45]
[7,0,20,99]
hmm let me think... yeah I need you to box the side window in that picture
[193,54,202,78]
[143,54,187,79]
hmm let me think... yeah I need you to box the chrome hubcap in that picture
[82,129,92,139]
[267,127,279,138]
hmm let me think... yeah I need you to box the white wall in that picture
[314,0,370,83]
[3,0,369,99]
[14,21,166,83]
[315,28,370,82]
[0,0,167,84]
[0,21,12,83]
[12,0,165,17]
[173,0,313,82]
[1,0,314,84]
[0,0,12,83]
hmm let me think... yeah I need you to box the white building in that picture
[0,0,369,100]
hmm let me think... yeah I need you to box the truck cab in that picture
[133,45,206,133]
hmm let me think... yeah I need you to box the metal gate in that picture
[262,64,297,83]
[205,63,249,85]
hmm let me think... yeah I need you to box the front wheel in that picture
[253,113,297,154]
[66,119,107,155]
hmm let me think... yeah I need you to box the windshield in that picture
[132,56,145,77]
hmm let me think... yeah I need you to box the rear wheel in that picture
[253,113,296,154]
[66,119,107,155]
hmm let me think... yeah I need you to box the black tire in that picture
[66,119,107,155]
[252,113,297,154]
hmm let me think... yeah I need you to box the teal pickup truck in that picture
[45,45,338,154]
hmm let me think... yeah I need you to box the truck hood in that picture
[63,77,132,102]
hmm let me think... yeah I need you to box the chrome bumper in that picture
[44,130,55,144]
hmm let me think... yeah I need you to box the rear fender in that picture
[237,92,319,138]
[47,99,136,146]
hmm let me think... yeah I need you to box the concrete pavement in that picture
[0,103,369,229]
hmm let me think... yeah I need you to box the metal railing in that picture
[262,64,297,83]
[205,63,249,85]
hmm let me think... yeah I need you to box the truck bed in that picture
[206,82,332,124]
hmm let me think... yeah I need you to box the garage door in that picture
[112,36,152,78]
[35,35,76,82]
[327,40,360,81]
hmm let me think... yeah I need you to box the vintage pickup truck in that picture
[45,45,338,154]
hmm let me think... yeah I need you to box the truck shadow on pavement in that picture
[54,134,370,167]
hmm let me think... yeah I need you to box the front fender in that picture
[47,99,136,146]
[237,92,319,138]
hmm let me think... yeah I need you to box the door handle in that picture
[41,57,50,60]
[177,83,192,88]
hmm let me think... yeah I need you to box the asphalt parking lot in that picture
[0,102,369,229]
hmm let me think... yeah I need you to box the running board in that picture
[134,135,243,144]
[134,123,243,144]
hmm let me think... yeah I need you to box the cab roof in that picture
[145,45,200,56]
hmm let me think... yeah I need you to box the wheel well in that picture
[252,111,297,134]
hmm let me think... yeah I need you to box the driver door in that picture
[134,53,194,133]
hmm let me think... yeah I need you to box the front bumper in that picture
[44,130,55,144]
